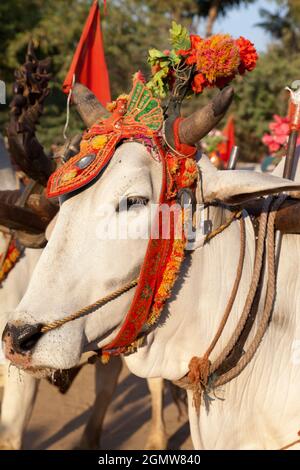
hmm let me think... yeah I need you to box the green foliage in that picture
[147,23,184,98]
[169,21,191,51]
[147,67,170,98]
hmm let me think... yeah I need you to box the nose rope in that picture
[40,278,139,334]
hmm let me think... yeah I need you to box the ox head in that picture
[3,84,300,376]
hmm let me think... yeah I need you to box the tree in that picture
[0,0,200,149]
[231,46,300,161]
[194,0,257,37]
[256,1,300,50]
[2,0,294,163]
[0,1,44,81]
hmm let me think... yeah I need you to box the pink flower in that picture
[273,134,287,145]
[262,114,291,155]
[262,133,280,153]
[269,142,280,152]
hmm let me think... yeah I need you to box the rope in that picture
[204,210,242,244]
[41,278,138,333]
[280,432,300,450]
[175,195,287,411]
[210,198,272,375]
[204,218,246,357]
[184,216,246,410]
[213,194,286,387]
[63,74,75,141]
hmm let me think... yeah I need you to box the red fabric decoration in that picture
[62,0,111,106]
[218,115,235,164]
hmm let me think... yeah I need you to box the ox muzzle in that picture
[2,322,43,368]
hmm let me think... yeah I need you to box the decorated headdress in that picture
[47,23,258,360]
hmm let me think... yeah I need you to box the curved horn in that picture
[178,86,234,146]
[71,83,108,128]
[0,190,46,233]
[0,188,58,235]
[7,42,54,187]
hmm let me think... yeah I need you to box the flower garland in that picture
[147,22,258,98]
[147,236,186,327]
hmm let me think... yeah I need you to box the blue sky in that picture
[198,0,278,51]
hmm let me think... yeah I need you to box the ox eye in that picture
[127,196,149,208]
[117,196,149,212]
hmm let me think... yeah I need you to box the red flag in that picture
[218,115,235,164]
[63,0,111,106]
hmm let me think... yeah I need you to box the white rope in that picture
[63,74,75,140]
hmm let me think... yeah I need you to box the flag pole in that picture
[283,85,300,179]
[227,145,239,170]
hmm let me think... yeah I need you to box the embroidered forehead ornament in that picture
[47,74,197,200]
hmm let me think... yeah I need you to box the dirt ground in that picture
[20,363,193,450]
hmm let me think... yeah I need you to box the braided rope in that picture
[205,210,242,244]
[175,195,287,410]
[209,198,272,375]
[41,278,138,333]
[205,217,246,358]
[177,216,246,410]
[213,194,287,387]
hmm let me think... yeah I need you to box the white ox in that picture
[0,137,167,450]
[3,115,300,450]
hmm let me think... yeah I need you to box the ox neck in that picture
[123,205,253,380]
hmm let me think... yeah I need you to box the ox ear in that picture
[198,153,300,204]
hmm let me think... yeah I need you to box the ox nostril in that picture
[3,323,43,354]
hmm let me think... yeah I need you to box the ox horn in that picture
[0,187,58,248]
[7,42,54,187]
[71,83,108,128]
[178,86,234,146]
